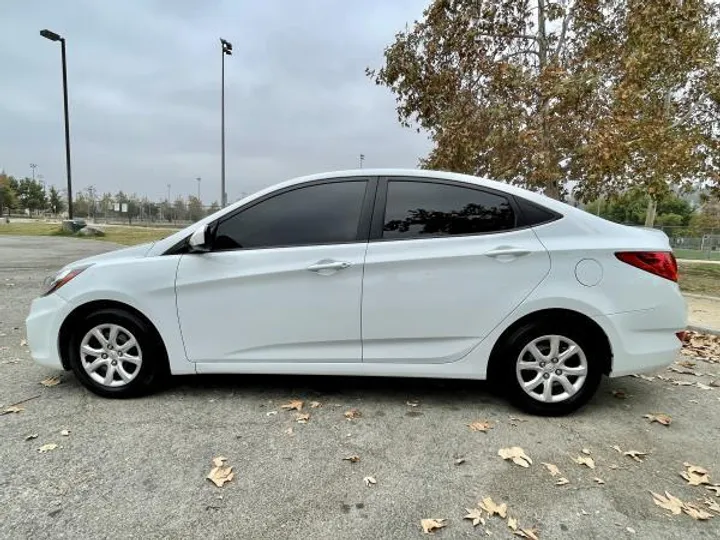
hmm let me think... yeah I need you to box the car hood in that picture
[64,241,155,270]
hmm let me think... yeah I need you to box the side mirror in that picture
[188,224,211,253]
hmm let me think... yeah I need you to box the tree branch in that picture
[554,4,578,59]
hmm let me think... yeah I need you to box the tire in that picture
[495,321,605,416]
[67,307,167,398]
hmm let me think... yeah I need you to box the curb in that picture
[687,324,720,337]
[684,293,720,301]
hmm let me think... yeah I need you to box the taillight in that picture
[615,251,678,282]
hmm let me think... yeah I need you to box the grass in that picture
[678,262,720,297]
[673,248,720,262]
[0,221,177,246]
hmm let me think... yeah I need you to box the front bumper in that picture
[25,293,68,370]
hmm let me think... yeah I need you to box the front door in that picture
[175,179,372,363]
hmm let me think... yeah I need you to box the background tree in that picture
[187,195,204,222]
[15,178,47,214]
[368,0,720,212]
[585,188,693,225]
[206,201,220,216]
[0,173,18,216]
[173,197,187,222]
[47,186,65,215]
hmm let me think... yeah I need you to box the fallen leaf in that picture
[579,509,590,516]
[343,455,360,463]
[683,502,713,520]
[40,376,61,388]
[363,476,377,487]
[594,477,605,485]
[674,380,695,387]
[280,400,303,411]
[582,448,592,455]
[696,382,713,390]
[542,462,561,477]
[507,516,518,531]
[464,507,485,526]
[207,456,234,487]
[454,458,466,466]
[265,410,278,416]
[515,528,540,540]
[669,366,698,376]
[681,463,711,486]
[406,400,419,407]
[611,389,628,399]
[678,360,697,368]
[38,443,58,453]
[420,519,446,534]
[309,401,322,408]
[498,447,532,468]
[626,527,636,534]
[479,497,507,518]
[644,413,672,426]
[344,408,361,420]
[468,420,493,432]
[707,485,720,496]
[705,498,720,513]
[284,427,294,436]
[295,412,310,424]
[60,429,70,436]
[636,374,655,381]
[611,445,622,453]
[20,339,27,347]
[711,380,720,388]
[24,433,38,441]
[2,406,24,415]
[573,455,596,469]
[610,464,619,470]
[624,450,647,462]
[651,491,684,515]
[555,477,570,486]
[657,375,673,381]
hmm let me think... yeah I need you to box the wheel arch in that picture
[58,300,168,371]
[487,308,613,381]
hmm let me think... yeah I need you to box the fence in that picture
[653,226,720,261]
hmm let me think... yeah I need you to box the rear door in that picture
[361,177,551,364]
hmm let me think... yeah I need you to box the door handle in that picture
[485,247,531,258]
[307,260,352,272]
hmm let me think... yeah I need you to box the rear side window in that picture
[213,180,367,250]
[516,196,561,226]
[382,181,515,239]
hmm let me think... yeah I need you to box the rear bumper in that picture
[595,303,687,377]
[25,294,68,370]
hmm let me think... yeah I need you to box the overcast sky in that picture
[0,0,431,203]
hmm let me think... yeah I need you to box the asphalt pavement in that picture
[1,236,720,539]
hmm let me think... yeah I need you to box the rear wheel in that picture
[496,322,604,415]
[68,308,167,398]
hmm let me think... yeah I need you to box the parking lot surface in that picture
[1,236,719,539]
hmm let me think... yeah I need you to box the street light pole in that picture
[359,154,365,169]
[40,29,73,219]
[30,163,37,180]
[220,38,232,207]
[196,177,201,201]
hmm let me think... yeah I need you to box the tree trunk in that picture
[644,197,657,227]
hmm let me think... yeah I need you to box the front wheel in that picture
[67,308,167,398]
[498,323,604,416]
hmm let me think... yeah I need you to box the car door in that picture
[361,177,551,364]
[175,178,374,364]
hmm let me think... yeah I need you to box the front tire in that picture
[67,308,167,398]
[496,321,604,416]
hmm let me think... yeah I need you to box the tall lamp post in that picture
[196,177,202,201]
[30,163,37,180]
[359,154,365,169]
[40,29,73,219]
[220,38,232,207]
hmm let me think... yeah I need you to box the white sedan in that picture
[26,169,686,415]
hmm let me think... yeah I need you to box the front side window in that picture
[382,180,515,239]
[213,180,367,250]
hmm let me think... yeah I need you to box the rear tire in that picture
[67,308,167,398]
[495,321,604,416]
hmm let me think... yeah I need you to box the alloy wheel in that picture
[79,323,143,388]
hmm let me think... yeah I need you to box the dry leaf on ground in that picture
[2,406,24,415]
[707,485,720,496]
[420,519,446,534]
[582,448,592,455]
[406,400,419,407]
[507,517,518,531]
[343,455,360,463]
[479,497,507,518]
[696,382,713,390]
[573,455,596,469]
[38,443,58,453]
[681,463,711,486]
[611,445,623,453]
[594,477,605,485]
[309,401,322,408]
[705,498,720,513]
[464,508,484,526]
[295,413,310,424]
[207,456,234,487]
[265,410,277,416]
[24,433,38,441]
[280,400,303,411]
[60,429,70,436]
[611,389,628,399]
[644,413,672,426]
[344,408,361,419]
[624,450,648,462]
[284,427,294,436]
[555,477,570,486]
[363,476,377,487]
[669,366,698,376]
[542,462,561,477]
[40,376,61,388]
[499,447,532,467]
[652,491,684,515]
[514,528,540,540]
[674,381,695,387]
[454,458,466,466]
[20,339,27,347]
[683,502,713,520]
[468,420,493,432]
[678,360,697,368]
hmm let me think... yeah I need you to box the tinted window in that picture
[382,181,515,239]
[214,181,367,250]
[516,196,560,226]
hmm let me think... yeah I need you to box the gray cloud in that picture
[0,0,430,202]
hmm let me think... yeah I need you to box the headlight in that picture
[42,264,93,297]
